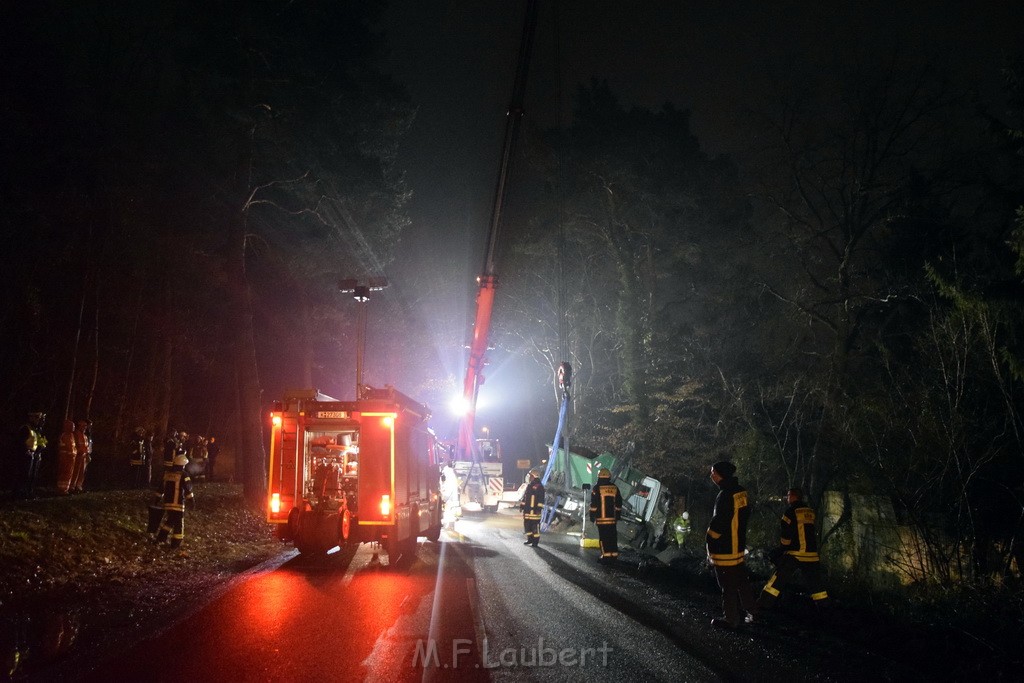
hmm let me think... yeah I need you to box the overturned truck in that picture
[542,446,671,556]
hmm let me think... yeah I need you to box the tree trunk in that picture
[228,219,268,507]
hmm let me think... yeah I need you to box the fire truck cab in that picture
[267,386,443,562]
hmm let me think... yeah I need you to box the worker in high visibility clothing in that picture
[56,419,77,495]
[757,487,831,611]
[520,468,545,547]
[153,453,195,549]
[707,460,759,629]
[589,467,622,562]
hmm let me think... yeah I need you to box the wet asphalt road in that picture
[68,509,905,682]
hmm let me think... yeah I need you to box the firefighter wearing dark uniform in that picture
[758,488,831,610]
[707,460,759,629]
[162,430,179,469]
[154,453,195,549]
[590,467,622,562]
[128,427,148,489]
[520,469,545,547]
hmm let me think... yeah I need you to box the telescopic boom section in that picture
[457,0,539,462]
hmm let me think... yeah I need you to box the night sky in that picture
[374,0,1024,459]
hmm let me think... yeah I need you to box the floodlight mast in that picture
[340,277,389,399]
[456,0,539,465]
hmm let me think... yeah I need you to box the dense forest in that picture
[2,3,1021,587]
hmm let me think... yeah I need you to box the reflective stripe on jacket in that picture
[161,468,194,512]
[780,502,820,562]
[706,477,750,566]
[521,481,545,520]
[589,479,622,525]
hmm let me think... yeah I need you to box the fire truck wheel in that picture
[384,534,417,568]
[425,500,442,542]
[286,508,303,542]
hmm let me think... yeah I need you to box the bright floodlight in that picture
[449,394,471,416]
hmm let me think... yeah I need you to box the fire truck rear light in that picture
[270,492,281,514]
[272,414,282,427]
[382,416,394,427]
[380,494,391,516]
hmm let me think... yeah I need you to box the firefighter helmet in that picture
[528,468,540,479]
[173,454,189,467]
[598,467,611,479]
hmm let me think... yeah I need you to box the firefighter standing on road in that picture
[440,460,461,530]
[520,468,545,547]
[707,460,760,629]
[153,453,195,549]
[757,487,831,612]
[590,467,622,562]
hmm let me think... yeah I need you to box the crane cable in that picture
[540,1,569,531]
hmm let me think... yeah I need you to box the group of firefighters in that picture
[10,412,94,499]
[8,412,218,552]
[439,457,830,628]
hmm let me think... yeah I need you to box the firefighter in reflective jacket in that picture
[589,468,622,562]
[758,487,830,611]
[520,469,544,547]
[707,461,759,629]
[153,453,195,549]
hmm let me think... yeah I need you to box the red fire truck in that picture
[266,386,443,562]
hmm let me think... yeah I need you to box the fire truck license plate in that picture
[316,411,348,418]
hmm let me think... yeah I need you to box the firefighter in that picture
[13,412,46,499]
[206,436,219,482]
[154,453,195,549]
[707,460,759,629]
[56,419,77,494]
[757,487,831,613]
[162,429,179,469]
[128,427,149,489]
[70,420,92,493]
[440,460,461,530]
[589,467,622,562]
[520,468,545,547]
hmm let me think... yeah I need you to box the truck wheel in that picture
[384,534,417,568]
[425,500,442,542]
[286,507,303,542]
